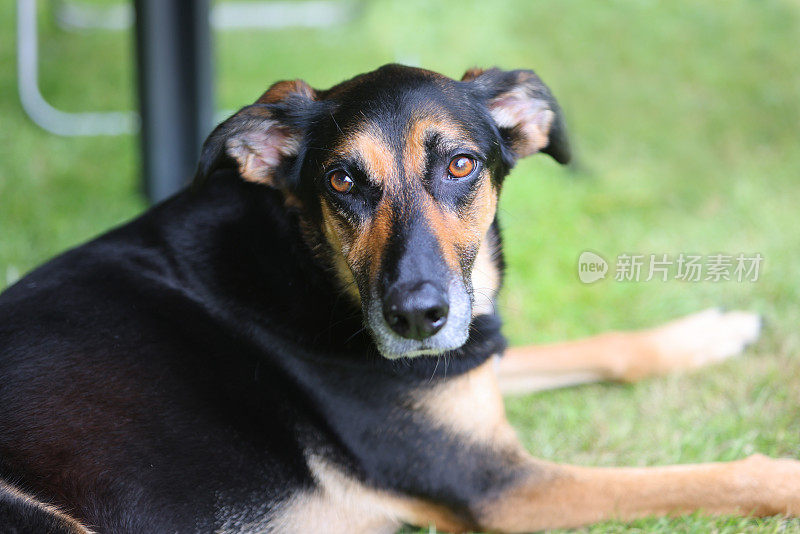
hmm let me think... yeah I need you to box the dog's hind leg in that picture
[475,453,800,532]
[496,308,761,394]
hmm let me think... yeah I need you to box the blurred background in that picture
[1,1,799,531]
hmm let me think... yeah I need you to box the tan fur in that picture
[496,332,645,394]
[330,128,395,185]
[320,123,394,285]
[271,457,469,534]
[497,308,762,394]
[348,197,394,282]
[317,123,397,296]
[420,195,464,272]
[402,117,434,180]
[410,360,520,448]
[464,174,498,246]
[498,329,712,394]
[319,202,360,301]
[470,230,501,316]
[460,67,486,82]
[257,79,316,104]
[478,455,800,532]
[402,116,477,181]
[419,166,498,276]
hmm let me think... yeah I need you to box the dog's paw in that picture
[617,308,761,381]
[655,308,761,364]
[735,454,800,516]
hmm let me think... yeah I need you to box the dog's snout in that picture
[382,282,449,340]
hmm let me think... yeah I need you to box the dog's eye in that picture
[329,171,354,194]
[447,156,476,179]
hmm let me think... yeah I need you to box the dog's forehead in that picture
[322,64,454,102]
[325,67,461,131]
[315,66,485,183]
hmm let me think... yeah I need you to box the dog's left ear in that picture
[462,68,570,165]
[195,80,317,186]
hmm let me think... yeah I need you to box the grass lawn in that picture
[1,0,799,532]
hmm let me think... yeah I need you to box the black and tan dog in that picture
[1,65,797,533]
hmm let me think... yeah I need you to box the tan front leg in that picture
[478,454,800,532]
[497,308,761,394]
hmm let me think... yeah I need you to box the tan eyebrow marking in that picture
[403,116,480,180]
[327,126,395,185]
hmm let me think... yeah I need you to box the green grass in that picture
[1,0,799,532]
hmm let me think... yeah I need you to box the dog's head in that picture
[197,64,570,358]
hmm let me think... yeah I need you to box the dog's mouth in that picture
[364,277,472,359]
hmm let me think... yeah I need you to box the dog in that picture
[1,64,798,533]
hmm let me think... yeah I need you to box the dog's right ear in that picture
[195,80,317,186]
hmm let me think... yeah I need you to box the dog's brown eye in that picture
[447,156,475,179]
[329,171,354,194]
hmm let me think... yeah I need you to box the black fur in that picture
[0,489,84,533]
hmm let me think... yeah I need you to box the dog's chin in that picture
[365,281,473,360]
[371,329,471,360]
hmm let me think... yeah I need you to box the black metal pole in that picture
[134,0,214,203]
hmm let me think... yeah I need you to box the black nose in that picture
[382,282,449,340]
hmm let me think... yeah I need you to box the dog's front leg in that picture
[475,454,800,532]
[497,308,761,394]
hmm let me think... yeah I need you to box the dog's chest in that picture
[213,458,403,534]
[214,358,520,533]
[265,457,405,534]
